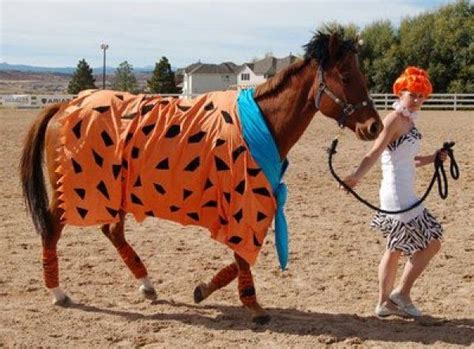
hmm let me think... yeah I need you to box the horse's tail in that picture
[20,103,62,238]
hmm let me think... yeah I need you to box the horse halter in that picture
[314,63,373,128]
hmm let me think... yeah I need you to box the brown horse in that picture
[20,29,382,324]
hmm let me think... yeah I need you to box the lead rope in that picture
[327,139,459,214]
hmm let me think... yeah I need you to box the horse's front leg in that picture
[235,253,271,324]
[194,262,238,303]
[100,212,156,300]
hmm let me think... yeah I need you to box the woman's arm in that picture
[342,113,403,188]
[415,150,448,167]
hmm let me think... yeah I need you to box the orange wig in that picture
[393,66,433,98]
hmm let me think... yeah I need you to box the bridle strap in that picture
[314,64,373,128]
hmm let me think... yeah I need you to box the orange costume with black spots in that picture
[55,89,276,265]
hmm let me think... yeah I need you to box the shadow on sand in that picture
[68,299,474,346]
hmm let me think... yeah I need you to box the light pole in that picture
[100,43,109,89]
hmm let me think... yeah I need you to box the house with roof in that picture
[237,54,298,89]
[180,62,240,96]
[178,55,298,96]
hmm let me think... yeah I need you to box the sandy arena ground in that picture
[0,108,473,348]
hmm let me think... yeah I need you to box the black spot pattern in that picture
[221,111,233,124]
[215,139,226,147]
[184,157,200,172]
[229,236,242,244]
[170,205,180,212]
[204,102,214,111]
[72,159,82,174]
[215,156,230,171]
[188,131,206,143]
[134,176,142,187]
[122,112,137,120]
[77,207,88,219]
[232,146,246,162]
[204,179,213,190]
[131,147,140,159]
[253,235,262,247]
[94,106,110,113]
[154,183,166,195]
[253,187,271,197]
[72,120,82,139]
[156,158,169,170]
[233,209,243,223]
[96,181,110,200]
[92,149,104,167]
[101,130,114,147]
[202,200,217,208]
[142,124,155,136]
[74,188,86,200]
[177,105,191,112]
[187,212,199,221]
[106,207,119,218]
[257,212,267,222]
[235,180,245,195]
[247,168,262,177]
[141,104,154,115]
[112,164,121,179]
[131,194,143,205]
[183,189,193,200]
[165,125,181,138]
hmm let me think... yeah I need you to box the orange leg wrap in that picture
[238,270,257,306]
[42,248,59,289]
[211,263,238,289]
[117,244,148,279]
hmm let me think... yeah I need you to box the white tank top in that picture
[379,126,425,222]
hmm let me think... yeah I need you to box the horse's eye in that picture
[342,76,351,84]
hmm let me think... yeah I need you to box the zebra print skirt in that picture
[371,209,443,256]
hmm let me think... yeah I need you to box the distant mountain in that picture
[0,63,159,74]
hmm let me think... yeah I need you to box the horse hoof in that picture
[252,314,271,325]
[193,285,204,304]
[139,285,157,300]
[53,295,72,307]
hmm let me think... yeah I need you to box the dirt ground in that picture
[0,108,472,348]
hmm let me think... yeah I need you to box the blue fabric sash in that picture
[237,88,289,270]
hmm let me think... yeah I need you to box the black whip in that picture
[328,139,459,214]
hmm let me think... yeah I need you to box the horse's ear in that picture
[327,33,342,66]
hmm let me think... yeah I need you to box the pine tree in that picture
[67,59,96,94]
[111,61,138,93]
[147,56,181,94]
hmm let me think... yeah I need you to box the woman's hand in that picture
[436,149,448,162]
[340,173,361,191]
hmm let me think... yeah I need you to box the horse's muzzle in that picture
[356,119,383,141]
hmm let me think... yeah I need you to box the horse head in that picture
[305,29,383,140]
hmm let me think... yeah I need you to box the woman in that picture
[343,67,447,318]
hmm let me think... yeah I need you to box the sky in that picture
[0,0,458,69]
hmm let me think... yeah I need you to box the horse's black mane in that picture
[303,25,358,64]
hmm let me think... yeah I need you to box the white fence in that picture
[1,93,473,110]
[373,93,474,111]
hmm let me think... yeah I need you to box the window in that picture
[241,73,250,81]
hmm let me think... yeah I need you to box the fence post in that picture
[385,94,388,110]
[454,94,457,111]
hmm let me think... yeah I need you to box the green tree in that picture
[147,56,181,94]
[67,59,96,94]
[111,61,138,93]
[359,20,401,92]
[398,0,473,92]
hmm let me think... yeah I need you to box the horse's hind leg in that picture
[193,262,238,303]
[100,212,157,300]
[41,200,70,306]
[235,253,270,324]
